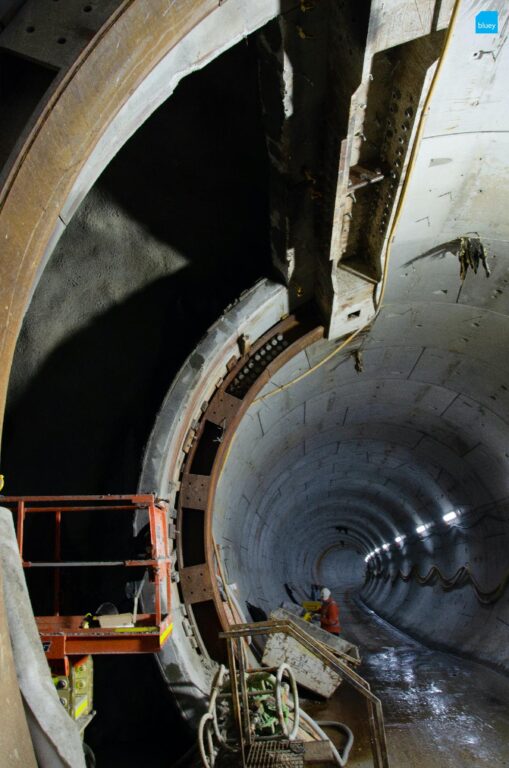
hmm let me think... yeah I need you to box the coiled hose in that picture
[299,709,354,767]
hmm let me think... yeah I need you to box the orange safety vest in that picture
[320,598,341,635]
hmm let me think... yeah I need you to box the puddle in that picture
[302,592,509,767]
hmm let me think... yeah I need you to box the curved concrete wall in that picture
[362,504,509,671]
[317,547,365,592]
[3,35,272,495]
[212,2,509,675]
[0,0,281,436]
[214,316,509,672]
[139,279,290,720]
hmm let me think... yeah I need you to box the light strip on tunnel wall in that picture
[443,511,458,523]
[416,523,432,535]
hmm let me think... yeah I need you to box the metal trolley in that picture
[199,619,389,768]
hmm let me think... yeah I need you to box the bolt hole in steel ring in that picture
[275,663,300,740]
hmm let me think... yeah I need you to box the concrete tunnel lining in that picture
[212,302,509,673]
[136,270,509,718]
[204,13,509,673]
[207,2,509,664]
[137,279,292,719]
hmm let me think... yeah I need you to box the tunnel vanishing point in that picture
[1,0,509,765]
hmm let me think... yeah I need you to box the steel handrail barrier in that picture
[220,618,389,768]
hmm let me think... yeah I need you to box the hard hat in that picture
[320,587,331,600]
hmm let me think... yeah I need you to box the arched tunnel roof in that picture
[215,294,509,606]
[214,5,509,673]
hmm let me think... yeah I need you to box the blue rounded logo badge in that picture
[475,10,499,34]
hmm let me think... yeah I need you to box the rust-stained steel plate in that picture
[179,474,210,510]
[180,564,214,604]
[176,313,324,662]
[348,164,384,192]
[206,391,242,428]
[0,0,124,71]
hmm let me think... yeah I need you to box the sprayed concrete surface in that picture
[303,586,509,767]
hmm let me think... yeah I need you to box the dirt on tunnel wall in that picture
[2,37,272,498]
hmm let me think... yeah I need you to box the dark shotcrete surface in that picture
[3,37,271,497]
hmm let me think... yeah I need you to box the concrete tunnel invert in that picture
[0,0,509,750]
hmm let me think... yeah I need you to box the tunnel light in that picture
[416,523,431,535]
[443,511,458,523]
[394,535,406,544]
[374,547,380,554]
[382,543,390,551]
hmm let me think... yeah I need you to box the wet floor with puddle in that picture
[302,589,509,767]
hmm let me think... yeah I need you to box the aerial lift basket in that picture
[2,494,173,664]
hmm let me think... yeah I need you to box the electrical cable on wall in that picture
[367,562,509,606]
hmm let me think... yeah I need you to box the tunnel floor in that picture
[303,587,509,767]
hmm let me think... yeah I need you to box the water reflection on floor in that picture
[302,589,509,767]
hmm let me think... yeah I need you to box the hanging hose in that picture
[197,665,234,768]
[299,709,354,767]
[209,665,234,748]
[198,713,215,768]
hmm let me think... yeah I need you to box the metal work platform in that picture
[216,739,336,767]
[2,494,173,663]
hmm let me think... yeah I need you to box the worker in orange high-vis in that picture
[318,587,341,635]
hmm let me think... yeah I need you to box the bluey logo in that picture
[475,10,498,34]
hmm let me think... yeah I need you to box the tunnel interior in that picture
[2,1,509,766]
[215,305,509,676]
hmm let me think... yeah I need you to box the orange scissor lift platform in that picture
[2,494,173,665]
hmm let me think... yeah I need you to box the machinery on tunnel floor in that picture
[198,618,388,768]
[198,661,302,767]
